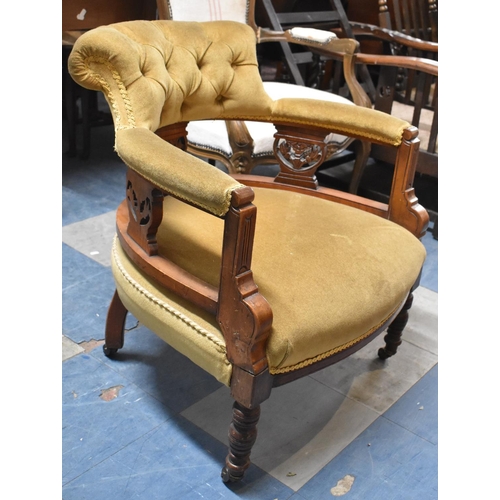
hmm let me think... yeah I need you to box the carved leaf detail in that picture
[278,140,323,170]
[126,181,151,226]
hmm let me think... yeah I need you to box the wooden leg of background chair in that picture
[432,216,438,240]
[81,89,91,160]
[221,401,261,483]
[103,289,128,357]
[348,140,371,194]
[378,293,413,360]
[64,69,77,158]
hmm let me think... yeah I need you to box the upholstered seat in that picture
[113,187,425,386]
[68,19,429,483]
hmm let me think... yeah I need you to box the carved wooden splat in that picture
[125,168,164,256]
[273,125,330,189]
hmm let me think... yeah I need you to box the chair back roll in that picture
[68,20,274,132]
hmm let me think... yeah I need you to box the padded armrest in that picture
[259,25,359,57]
[284,27,359,55]
[115,127,243,216]
[270,99,409,146]
[224,99,411,147]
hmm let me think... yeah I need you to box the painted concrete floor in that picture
[62,122,438,499]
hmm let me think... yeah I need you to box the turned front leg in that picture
[378,293,413,360]
[221,401,261,483]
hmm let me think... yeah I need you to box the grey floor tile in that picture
[403,286,438,355]
[310,286,438,414]
[295,416,437,500]
[182,377,380,491]
[62,211,116,267]
[63,414,294,500]
[383,364,438,444]
[62,335,84,361]
[310,340,437,415]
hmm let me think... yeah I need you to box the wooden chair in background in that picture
[345,0,438,237]
[256,0,377,99]
[257,0,438,237]
[62,0,157,158]
[158,0,373,193]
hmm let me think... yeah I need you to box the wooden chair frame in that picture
[104,117,428,482]
[68,17,429,483]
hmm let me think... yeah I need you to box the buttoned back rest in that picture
[68,20,272,132]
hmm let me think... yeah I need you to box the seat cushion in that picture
[186,81,354,157]
[112,187,426,385]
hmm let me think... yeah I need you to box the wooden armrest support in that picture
[217,187,273,379]
[118,126,273,395]
[118,173,275,382]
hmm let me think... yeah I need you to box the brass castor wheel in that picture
[221,466,243,483]
[103,345,118,357]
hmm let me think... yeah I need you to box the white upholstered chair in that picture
[157,0,372,193]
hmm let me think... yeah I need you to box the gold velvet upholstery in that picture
[112,188,425,386]
[69,21,409,143]
[69,21,273,131]
[68,19,429,483]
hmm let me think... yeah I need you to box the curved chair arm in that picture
[115,127,243,217]
[348,22,438,54]
[221,99,427,237]
[116,128,273,406]
[354,53,438,76]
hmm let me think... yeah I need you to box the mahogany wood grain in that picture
[117,199,220,315]
[125,168,164,257]
[104,290,128,352]
[234,174,389,219]
[378,292,414,359]
[217,188,273,380]
[221,402,261,482]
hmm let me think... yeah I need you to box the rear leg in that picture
[103,289,128,357]
[378,293,413,360]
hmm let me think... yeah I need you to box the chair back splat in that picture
[69,19,429,483]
